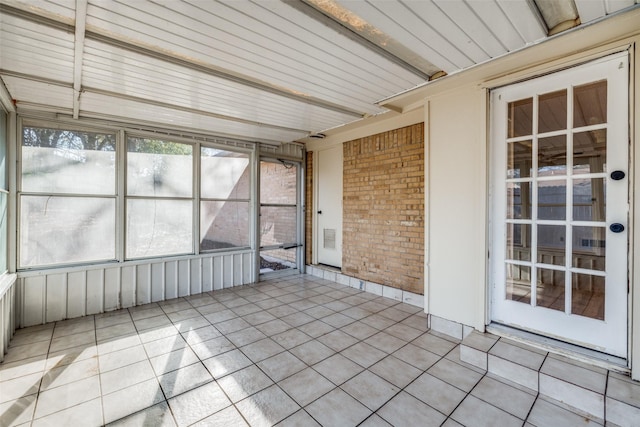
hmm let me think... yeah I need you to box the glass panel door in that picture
[259,160,301,274]
[491,53,629,357]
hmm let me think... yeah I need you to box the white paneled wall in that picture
[16,251,254,327]
[0,274,17,362]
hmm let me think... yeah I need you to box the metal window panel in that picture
[1,76,73,109]
[346,0,469,71]
[79,92,309,143]
[575,0,607,22]
[433,0,507,58]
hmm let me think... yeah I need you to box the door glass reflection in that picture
[574,131,606,174]
[507,224,531,261]
[572,226,605,271]
[538,135,566,175]
[507,264,531,304]
[537,224,565,266]
[508,98,533,138]
[537,268,565,312]
[507,182,531,219]
[573,178,606,222]
[508,140,532,178]
[538,180,566,220]
[574,80,607,128]
[572,273,605,320]
[538,90,567,133]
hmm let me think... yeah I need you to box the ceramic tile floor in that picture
[0,273,624,426]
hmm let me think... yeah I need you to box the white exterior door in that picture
[316,145,342,267]
[490,53,629,357]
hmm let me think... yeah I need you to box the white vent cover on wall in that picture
[323,229,336,249]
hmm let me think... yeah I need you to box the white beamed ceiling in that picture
[0,0,638,144]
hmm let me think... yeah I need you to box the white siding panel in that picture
[151,262,164,302]
[190,258,202,295]
[9,0,77,20]
[165,261,178,300]
[213,256,223,290]
[136,264,151,305]
[605,0,635,13]
[45,273,66,323]
[233,253,243,286]
[434,0,507,58]
[243,252,253,284]
[22,276,45,326]
[104,267,120,311]
[575,0,607,23]
[1,76,73,110]
[178,260,190,297]
[67,271,86,319]
[121,266,136,308]
[202,257,213,292]
[497,0,546,43]
[223,255,233,288]
[86,269,104,315]
[79,92,308,144]
[466,0,524,51]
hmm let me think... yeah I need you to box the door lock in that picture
[611,170,626,180]
[610,223,625,233]
[317,210,322,214]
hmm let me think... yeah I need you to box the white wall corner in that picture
[382,286,403,302]
[402,290,425,308]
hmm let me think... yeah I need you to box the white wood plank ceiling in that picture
[0,0,638,145]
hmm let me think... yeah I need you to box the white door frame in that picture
[489,52,630,358]
[313,145,343,267]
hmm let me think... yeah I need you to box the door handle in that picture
[611,170,626,180]
[610,223,625,233]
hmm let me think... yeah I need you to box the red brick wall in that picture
[343,123,424,295]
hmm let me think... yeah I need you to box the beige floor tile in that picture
[428,358,484,392]
[201,349,252,379]
[33,375,101,419]
[364,331,407,354]
[0,394,36,426]
[46,344,98,370]
[100,360,155,395]
[296,320,335,338]
[313,353,364,386]
[203,309,237,324]
[236,385,300,427]
[341,370,400,411]
[471,376,536,419]
[137,325,180,345]
[217,365,274,403]
[411,333,457,356]
[97,335,142,356]
[341,342,387,368]
[142,335,187,359]
[191,336,236,360]
[52,318,94,339]
[255,319,291,336]
[451,395,524,427]
[340,321,379,340]
[102,378,164,424]
[106,401,176,426]
[321,312,355,328]
[172,316,210,333]
[405,373,467,415]
[134,315,172,332]
[40,357,99,391]
[192,405,247,427]
[369,355,422,388]
[150,347,200,376]
[3,340,50,364]
[281,312,316,328]
[226,327,267,347]
[279,367,335,406]
[317,329,358,352]
[359,414,393,427]
[271,329,312,349]
[98,344,148,373]
[95,312,132,329]
[31,397,102,427]
[0,372,41,404]
[129,306,165,321]
[168,382,231,427]
[256,351,306,382]
[240,338,285,363]
[275,409,321,427]
[167,308,201,323]
[181,325,222,346]
[305,388,371,427]
[384,323,423,342]
[159,362,213,398]
[290,340,335,365]
[377,391,446,427]
[214,317,250,335]
[96,322,137,343]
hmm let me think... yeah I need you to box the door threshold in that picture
[486,322,629,373]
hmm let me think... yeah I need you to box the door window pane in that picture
[260,206,297,247]
[22,127,116,194]
[507,141,532,178]
[573,178,606,222]
[506,223,531,261]
[538,135,566,175]
[508,98,533,138]
[201,148,250,199]
[574,80,607,127]
[127,138,193,197]
[574,130,606,174]
[261,161,297,205]
[507,182,531,219]
[572,273,605,320]
[506,264,531,304]
[538,90,567,133]
[20,196,116,267]
[126,199,193,258]
[572,226,605,271]
[200,201,249,250]
[537,224,565,266]
[536,268,565,312]
[538,180,566,220]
